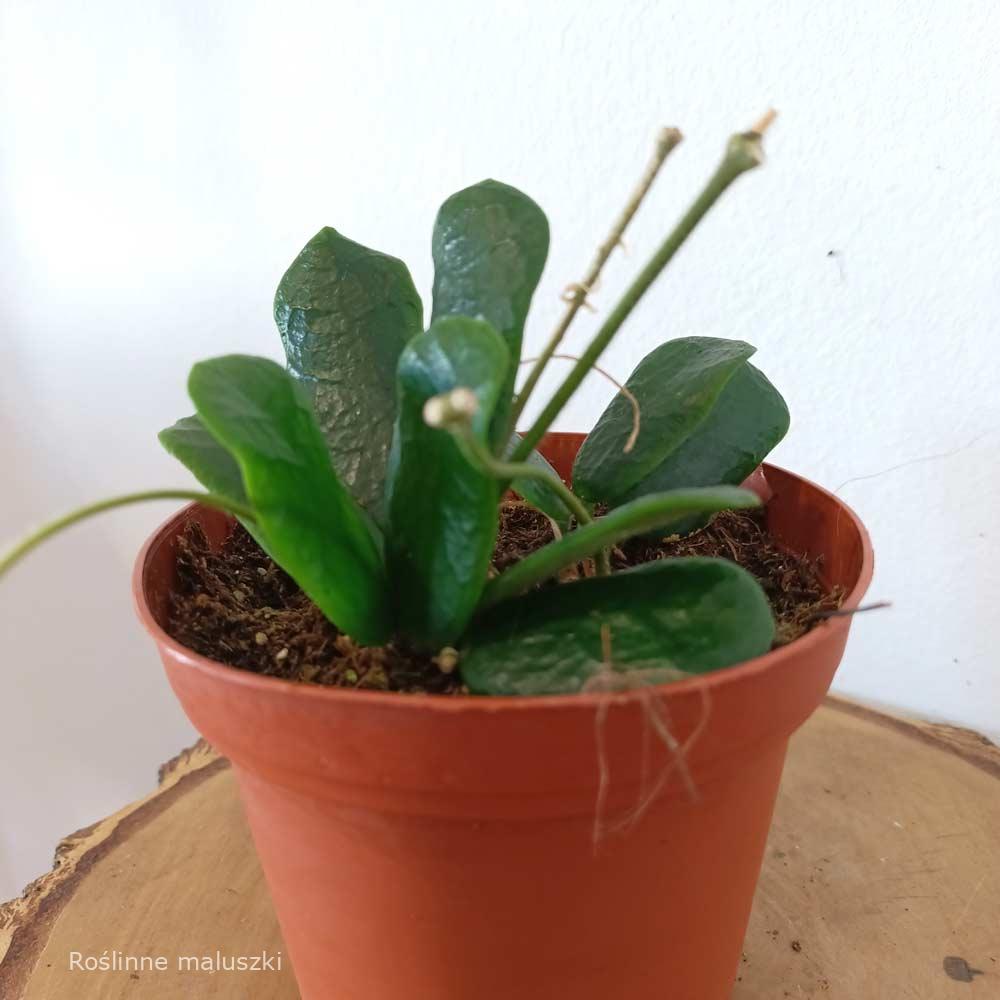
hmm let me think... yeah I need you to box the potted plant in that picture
[1,113,872,1000]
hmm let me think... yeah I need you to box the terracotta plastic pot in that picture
[135,432,872,1000]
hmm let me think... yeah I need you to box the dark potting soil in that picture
[167,502,842,694]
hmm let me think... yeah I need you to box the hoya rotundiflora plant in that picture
[0,113,792,696]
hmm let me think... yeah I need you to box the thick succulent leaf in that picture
[481,486,761,608]
[505,432,575,531]
[620,363,790,503]
[159,415,247,504]
[573,337,755,504]
[386,317,509,647]
[462,558,775,696]
[188,355,390,645]
[274,227,423,521]
[431,180,549,445]
[158,414,272,552]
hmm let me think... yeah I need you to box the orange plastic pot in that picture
[135,432,872,1000]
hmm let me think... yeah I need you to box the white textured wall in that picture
[1,0,998,901]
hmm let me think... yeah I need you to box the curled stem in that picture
[520,353,641,453]
[453,425,593,527]
[429,400,612,575]
[0,490,256,580]
[507,126,683,435]
[511,115,774,463]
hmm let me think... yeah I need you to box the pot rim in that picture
[133,462,873,715]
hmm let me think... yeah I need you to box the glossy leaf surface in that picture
[462,557,775,696]
[159,415,247,504]
[274,227,423,520]
[386,317,509,647]
[619,362,789,505]
[158,413,271,551]
[431,180,548,444]
[189,355,390,644]
[573,337,755,503]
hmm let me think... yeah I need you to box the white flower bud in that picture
[423,387,480,429]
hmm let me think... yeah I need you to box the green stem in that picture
[0,490,256,579]
[479,485,761,608]
[511,126,769,463]
[455,428,592,526]
[507,126,683,437]
[449,426,612,575]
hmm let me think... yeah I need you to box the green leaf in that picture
[481,486,761,608]
[274,227,423,521]
[158,414,273,553]
[431,180,549,446]
[619,362,790,505]
[188,355,390,645]
[158,415,247,505]
[462,558,775,696]
[572,337,755,504]
[386,317,509,647]
[505,433,575,531]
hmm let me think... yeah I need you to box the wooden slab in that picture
[1,698,997,998]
